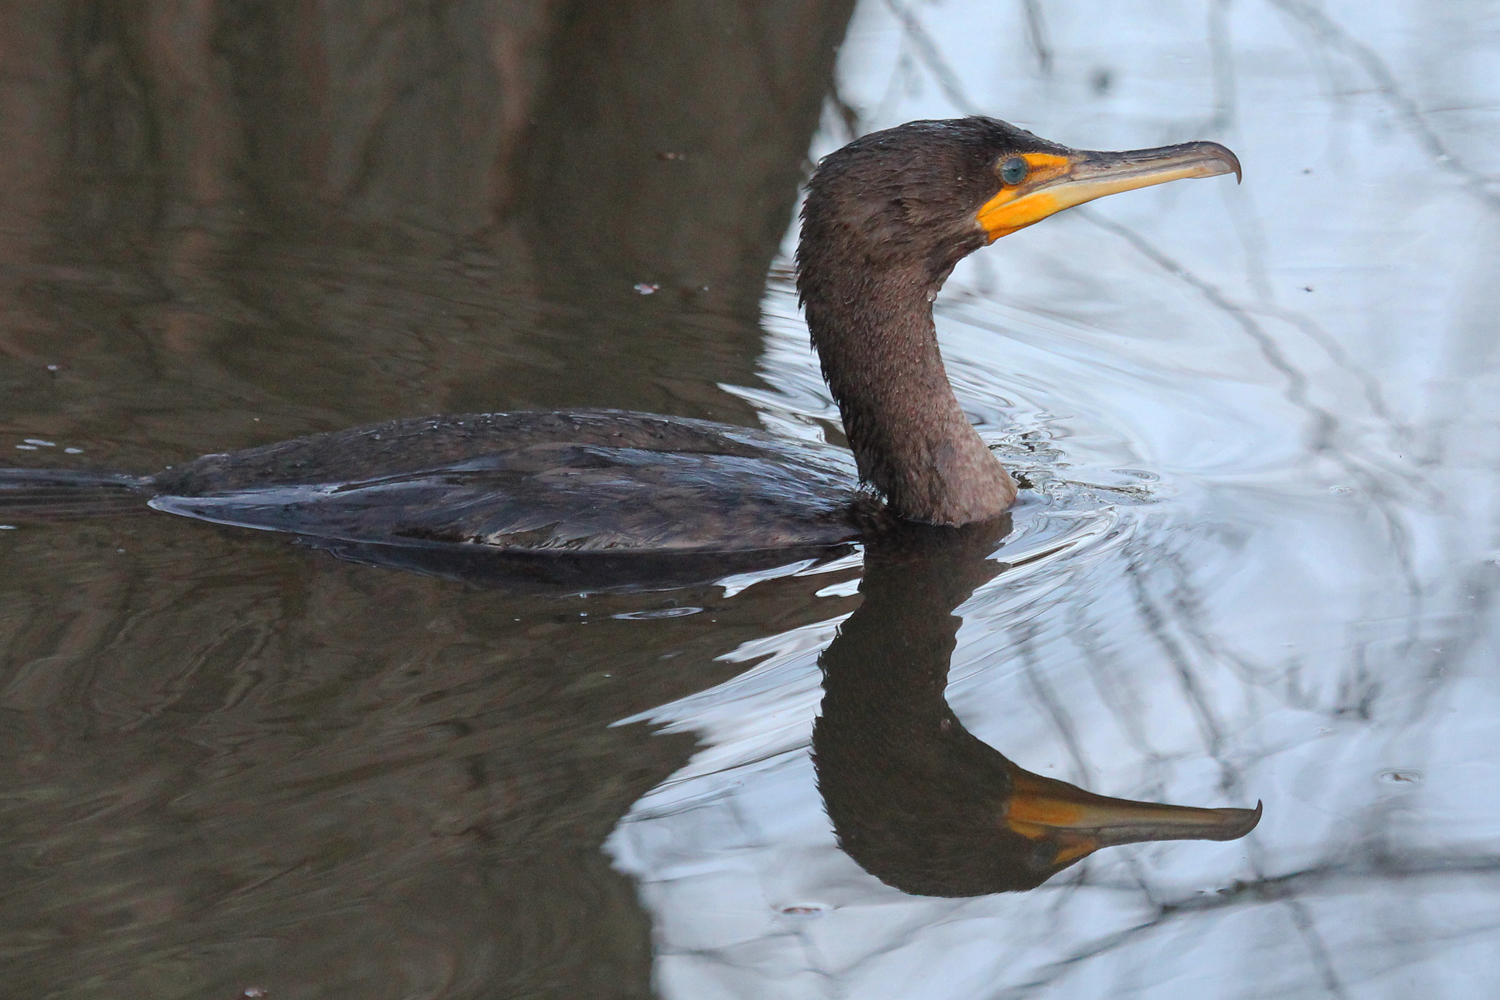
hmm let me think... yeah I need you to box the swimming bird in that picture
[0,118,1239,588]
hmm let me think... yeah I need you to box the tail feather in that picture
[0,468,156,519]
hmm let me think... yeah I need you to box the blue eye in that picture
[1000,157,1028,185]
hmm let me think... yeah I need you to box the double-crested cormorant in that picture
[0,118,1239,585]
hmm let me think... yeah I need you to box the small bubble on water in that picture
[0,525,17,531]
[633,283,659,295]
[45,364,60,371]
[15,444,37,451]
[65,447,83,454]
[612,607,702,620]
[23,439,55,447]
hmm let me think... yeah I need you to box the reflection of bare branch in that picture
[988,846,1500,998]
[1020,0,1052,77]
[824,79,864,143]
[1240,299,1413,452]
[1206,0,1237,132]
[1078,207,1426,599]
[882,0,982,116]
[1158,548,1283,688]
[1285,894,1353,999]
[1265,0,1500,210]
[1124,552,1227,757]
[1016,622,1093,785]
[1402,559,1499,723]
[1066,603,1156,757]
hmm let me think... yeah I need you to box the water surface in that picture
[1,2,1497,998]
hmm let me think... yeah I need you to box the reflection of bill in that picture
[814,517,1260,896]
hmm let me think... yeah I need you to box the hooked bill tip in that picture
[1206,141,1243,184]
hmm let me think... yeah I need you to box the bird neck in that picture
[805,275,1016,525]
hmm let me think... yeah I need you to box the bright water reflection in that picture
[609,2,1500,997]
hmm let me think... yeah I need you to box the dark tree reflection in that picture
[0,2,858,997]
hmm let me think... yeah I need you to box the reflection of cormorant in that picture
[813,520,1261,896]
[1,119,1238,589]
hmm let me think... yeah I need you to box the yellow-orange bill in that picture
[978,141,1242,241]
